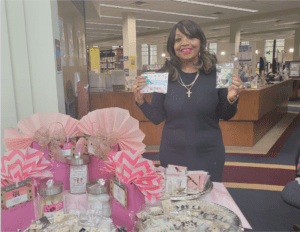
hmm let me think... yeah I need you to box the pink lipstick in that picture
[182,49,192,54]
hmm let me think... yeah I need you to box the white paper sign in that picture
[70,165,87,194]
[113,183,126,207]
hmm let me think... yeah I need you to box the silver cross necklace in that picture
[178,72,199,98]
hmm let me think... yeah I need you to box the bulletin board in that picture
[89,47,100,73]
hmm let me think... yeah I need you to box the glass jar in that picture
[67,154,90,194]
[86,179,111,217]
[37,179,64,218]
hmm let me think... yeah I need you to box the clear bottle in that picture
[37,179,64,218]
[86,178,111,217]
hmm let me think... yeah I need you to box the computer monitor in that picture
[272,58,278,74]
[259,57,266,74]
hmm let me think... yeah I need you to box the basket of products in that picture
[137,200,243,232]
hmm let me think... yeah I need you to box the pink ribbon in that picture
[89,128,119,160]
[32,126,67,162]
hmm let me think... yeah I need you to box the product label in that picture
[61,142,72,156]
[5,186,28,208]
[70,165,87,194]
[43,201,64,217]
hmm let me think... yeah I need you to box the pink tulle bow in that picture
[103,151,164,203]
[1,148,53,188]
[32,126,67,162]
[89,128,119,160]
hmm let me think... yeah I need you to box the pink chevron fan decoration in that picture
[3,127,33,151]
[16,112,82,162]
[1,148,52,188]
[17,112,81,139]
[103,150,164,203]
[78,108,146,159]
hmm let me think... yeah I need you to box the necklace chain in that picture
[178,72,199,98]
[178,72,199,90]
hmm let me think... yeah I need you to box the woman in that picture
[133,20,244,182]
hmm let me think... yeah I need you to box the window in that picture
[150,45,157,65]
[208,43,217,55]
[241,41,249,45]
[276,39,285,53]
[264,40,274,63]
[141,44,148,66]
[264,39,285,63]
[141,44,157,65]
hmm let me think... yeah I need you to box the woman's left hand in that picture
[227,73,245,102]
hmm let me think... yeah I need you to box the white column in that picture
[229,23,241,55]
[122,12,137,80]
[293,28,300,61]
[1,0,63,155]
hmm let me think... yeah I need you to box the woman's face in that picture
[174,28,201,64]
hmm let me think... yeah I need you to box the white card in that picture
[140,73,169,94]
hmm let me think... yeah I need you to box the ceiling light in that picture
[86,28,123,31]
[252,19,279,24]
[290,48,294,53]
[86,22,160,29]
[275,22,299,26]
[221,51,225,55]
[172,0,258,13]
[162,53,166,57]
[100,15,177,24]
[99,4,217,19]
[255,50,258,54]
[211,25,229,30]
[87,32,121,35]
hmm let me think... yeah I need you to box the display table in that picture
[200,182,252,230]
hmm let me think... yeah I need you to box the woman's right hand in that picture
[132,76,150,105]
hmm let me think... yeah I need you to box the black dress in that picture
[137,70,238,182]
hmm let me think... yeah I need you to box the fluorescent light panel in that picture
[173,0,258,13]
[86,28,123,31]
[86,22,159,29]
[99,4,217,19]
[100,15,177,24]
[252,19,278,24]
[275,22,299,26]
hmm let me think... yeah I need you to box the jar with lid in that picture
[66,154,90,194]
[37,179,64,218]
[86,179,111,217]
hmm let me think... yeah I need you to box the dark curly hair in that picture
[159,20,217,81]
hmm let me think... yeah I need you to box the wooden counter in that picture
[90,91,164,145]
[219,79,293,146]
[90,79,293,147]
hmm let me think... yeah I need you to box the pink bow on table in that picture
[89,128,119,160]
[32,126,67,162]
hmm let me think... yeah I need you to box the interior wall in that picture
[1,0,61,155]
[284,38,295,62]
[137,44,142,71]
[57,0,88,102]
[216,43,233,63]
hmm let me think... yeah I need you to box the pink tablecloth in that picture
[199,182,252,229]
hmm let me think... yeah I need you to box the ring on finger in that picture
[133,85,137,89]
[239,85,243,89]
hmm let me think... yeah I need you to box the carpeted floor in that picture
[142,112,300,231]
